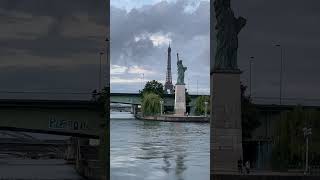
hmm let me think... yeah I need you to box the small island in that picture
[136,47,209,123]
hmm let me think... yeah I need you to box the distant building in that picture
[164,44,174,94]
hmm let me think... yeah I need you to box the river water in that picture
[111,112,210,180]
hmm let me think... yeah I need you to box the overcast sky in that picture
[111,0,320,105]
[1,0,320,104]
[0,0,108,100]
[232,0,320,105]
[110,0,210,95]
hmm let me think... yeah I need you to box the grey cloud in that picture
[0,0,107,59]
[110,0,210,94]
[111,0,209,66]
[0,0,108,24]
[0,0,108,98]
[112,0,320,101]
[0,64,101,93]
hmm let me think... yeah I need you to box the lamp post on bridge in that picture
[197,80,199,95]
[204,101,208,117]
[275,44,283,105]
[303,127,312,175]
[99,52,104,92]
[249,56,254,97]
[160,100,164,116]
[140,73,145,91]
[105,37,110,89]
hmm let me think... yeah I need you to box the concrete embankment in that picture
[212,174,320,180]
[135,114,209,123]
[0,158,83,179]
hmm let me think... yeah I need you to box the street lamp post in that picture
[105,38,110,88]
[249,56,254,97]
[275,44,283,105]
[303,127,312,175]
[197,80,199,95]
[188,78,190,92]
[204,101,208,117]
[142,73,145,90]
[140,73,144,91]
[99,52,104,92]
[160,100,164,116]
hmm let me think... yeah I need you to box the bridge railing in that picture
[0,91,95,100]
[253,96,320,106]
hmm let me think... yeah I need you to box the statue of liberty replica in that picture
[214,0,246,71]
[211,0,247,175]
[174,53,187,116]
[176,53,187,85]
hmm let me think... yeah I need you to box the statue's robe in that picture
[177,60,187,85]
[214,0,246,70]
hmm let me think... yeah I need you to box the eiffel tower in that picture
[164,44,174,94]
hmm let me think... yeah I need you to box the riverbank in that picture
[212,173,320,180]
[0,158,83,179]
[135,114,209,123]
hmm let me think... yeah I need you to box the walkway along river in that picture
[111,111,209,180]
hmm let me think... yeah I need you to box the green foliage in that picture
[241,83,261,139]
[140,80,165,98]
[142,93,162,116]
[271,106,320,169]
[195,96,210,116]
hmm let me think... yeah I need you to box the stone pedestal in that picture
[174,84,186,116]
[211,70,243,174]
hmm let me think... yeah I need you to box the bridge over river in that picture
[110,93,208,114]
[0,98,109,179]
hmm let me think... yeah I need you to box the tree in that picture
[186,89,191,106]
[141,93,162,116]
[140,80,165,98]
[195,96,210,116]
[241,83,261,139]
[271,106,320,170]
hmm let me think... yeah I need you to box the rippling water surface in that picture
[111,112,209,180]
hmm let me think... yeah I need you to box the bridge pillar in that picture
[99,87,109,180]
[65,137,77,164]
[131,104,137,115]
[131,105,134,114]
[75,137,90,175]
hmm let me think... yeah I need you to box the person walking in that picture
[245,160,250,174]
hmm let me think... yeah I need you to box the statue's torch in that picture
[177,53,179,64]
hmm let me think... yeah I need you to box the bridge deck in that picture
[0,99,104,138]
[0,99,101,110]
